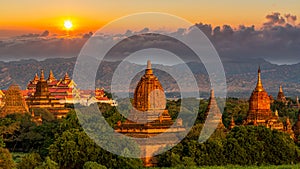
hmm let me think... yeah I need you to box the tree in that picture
[16,152,42,169]
[35,157,59,169]
[83,161,107,169]
[49,129,104,169]
[0,147,15,169]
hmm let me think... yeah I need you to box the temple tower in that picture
[246,67,273,124]
[27,70,69,119]
[47,70,57,83]
[277,85,287,103]
[0,84,29,117]
[115,60,184,167]
[204,89,224,129]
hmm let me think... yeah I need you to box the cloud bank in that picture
[0,12,299,65]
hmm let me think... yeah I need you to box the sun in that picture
[64,20,73,30]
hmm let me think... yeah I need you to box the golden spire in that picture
[145,60,153,75]
[63,72,71,83]
[255,66,264,92]
[279,85,283,93]
[33,73,39,81]
[210,89,215,99]
[48,70,56,82]
[40,69,45,81]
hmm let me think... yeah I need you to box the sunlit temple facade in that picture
[115,60,185,167]
[26,70,70,119]
[244,67,294,138]
[0,84,29,117]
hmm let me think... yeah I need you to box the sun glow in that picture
[64,20,73,30]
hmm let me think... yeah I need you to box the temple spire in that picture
[255,66,264,92]
[279,85,283,92]
[210,89,215,98]
[48,70,56,82]
[40,69,45,81]
[63,72,70,83]
[145,60,153,75]
[147,60,151,69]
[33,73,39,81]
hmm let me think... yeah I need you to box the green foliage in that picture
[271,100,298,121]
[0,136,5,148]
[158,125,300,167]
[83,161,107,169]
[49,129,99,169]
[16,152,42,169]
[31,108,55,122]
[35,157,59,169]
[0,147,15,169]
[166,100,181,120]
[222,98,248,127]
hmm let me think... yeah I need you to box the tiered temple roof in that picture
[0,84,29,117]
[115,60,184,167]
[204,89,225,129]
[244,67,294,136]
[277,85,287,103]
[26,70,69,119]
[27,70,77,104]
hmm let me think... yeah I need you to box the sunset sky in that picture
[0,0,299,65]
[1,0,299,36]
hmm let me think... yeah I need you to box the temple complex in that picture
[27,70,78,104]
[244,67,294,137]
[0,84,29,117]
[115,60,185,167]
[204,89,225,129]
[26,70,69,119]
[277,85,287,104]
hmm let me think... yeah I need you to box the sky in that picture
[0,0,300,65]
[1,0,300,34]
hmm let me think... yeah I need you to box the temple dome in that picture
[247,67,273,122]
[133,60,166,111]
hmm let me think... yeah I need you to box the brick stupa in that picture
[115,60,185,167]
[244,67,286,131]
[0,84,29,117]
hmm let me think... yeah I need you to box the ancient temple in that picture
[27,70,69,119]
[244,67,290,132]
[27,70,78,104]
[0,84,29,117]
[115,60,184,167]
[277,85,287,103]
[204,89,225,129]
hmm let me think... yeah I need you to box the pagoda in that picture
[115,60,184,166]
[0,84,29,117]
[204,89,225,129]
[27,70,69,119]
[277,85,287,104]
[27,70,78,104]
[244,67,285,130]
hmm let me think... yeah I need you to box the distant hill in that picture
[0,57,300,98]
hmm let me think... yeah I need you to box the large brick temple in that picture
[244,67,294,137]
[115,60,185,167]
